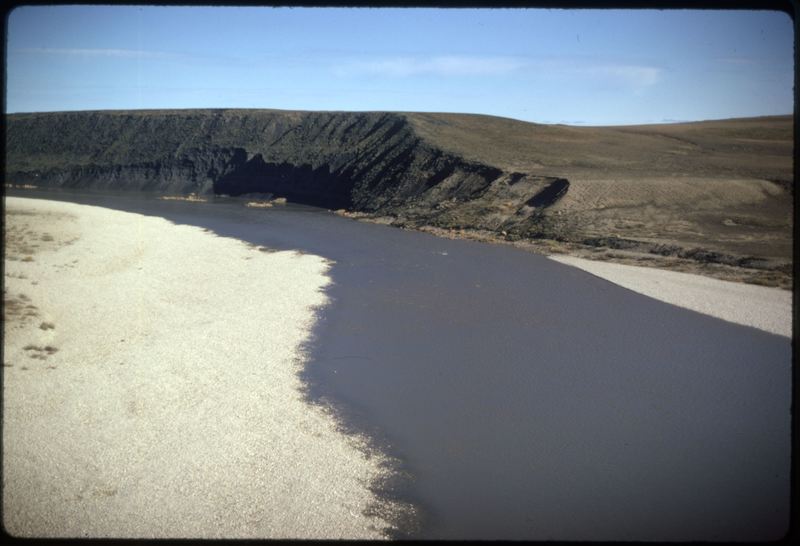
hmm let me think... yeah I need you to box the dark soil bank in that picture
[9,189,791,541]
[7,110,793,280]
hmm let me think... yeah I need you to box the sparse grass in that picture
[4,293,39,323]
[5,208,37,216]
[22,344,58,360]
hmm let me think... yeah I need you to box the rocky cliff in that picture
[6,110,567,233]
[5,109,793,282]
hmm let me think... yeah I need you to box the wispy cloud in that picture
[333,54,662,94]
[333,55,528,77]
[15,47,182,60]
[586,64,662,91]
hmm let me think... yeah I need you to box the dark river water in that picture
[6,189,792,541]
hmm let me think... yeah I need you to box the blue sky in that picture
[5,6,794,125]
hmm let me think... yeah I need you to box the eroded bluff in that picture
[6,110,568,238]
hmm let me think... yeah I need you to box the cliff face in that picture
[5,109,569,236]
[5,109,793,278]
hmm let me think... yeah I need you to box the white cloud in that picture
[333,55,528,77]
[529,57,662,92]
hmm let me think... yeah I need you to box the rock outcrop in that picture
[5,109,573,238]
[5,109,793,277]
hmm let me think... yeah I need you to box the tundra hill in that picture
[5,109,793,286]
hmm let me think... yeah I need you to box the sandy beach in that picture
[549,255,792,338]
[2,197,396,538]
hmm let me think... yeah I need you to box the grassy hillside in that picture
[405,113,792,180]
[404,112,793,286]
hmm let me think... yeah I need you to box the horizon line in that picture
[4,106,794,128]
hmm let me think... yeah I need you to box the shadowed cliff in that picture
[5,109,793,285]
[5,109,569,232]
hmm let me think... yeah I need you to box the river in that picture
[6,188,791,541]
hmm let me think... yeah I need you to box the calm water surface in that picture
[7,189,791,541]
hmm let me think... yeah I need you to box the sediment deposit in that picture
[2,196,403,538]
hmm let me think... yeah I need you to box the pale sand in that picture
[549,255,792,338]
[3,197,397,539]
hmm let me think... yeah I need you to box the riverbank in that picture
[334,211,792,290]
[549,255,792,338]
[2,197,397,538]
[4,193,789,540]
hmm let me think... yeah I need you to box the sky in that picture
[4,5,794,125]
